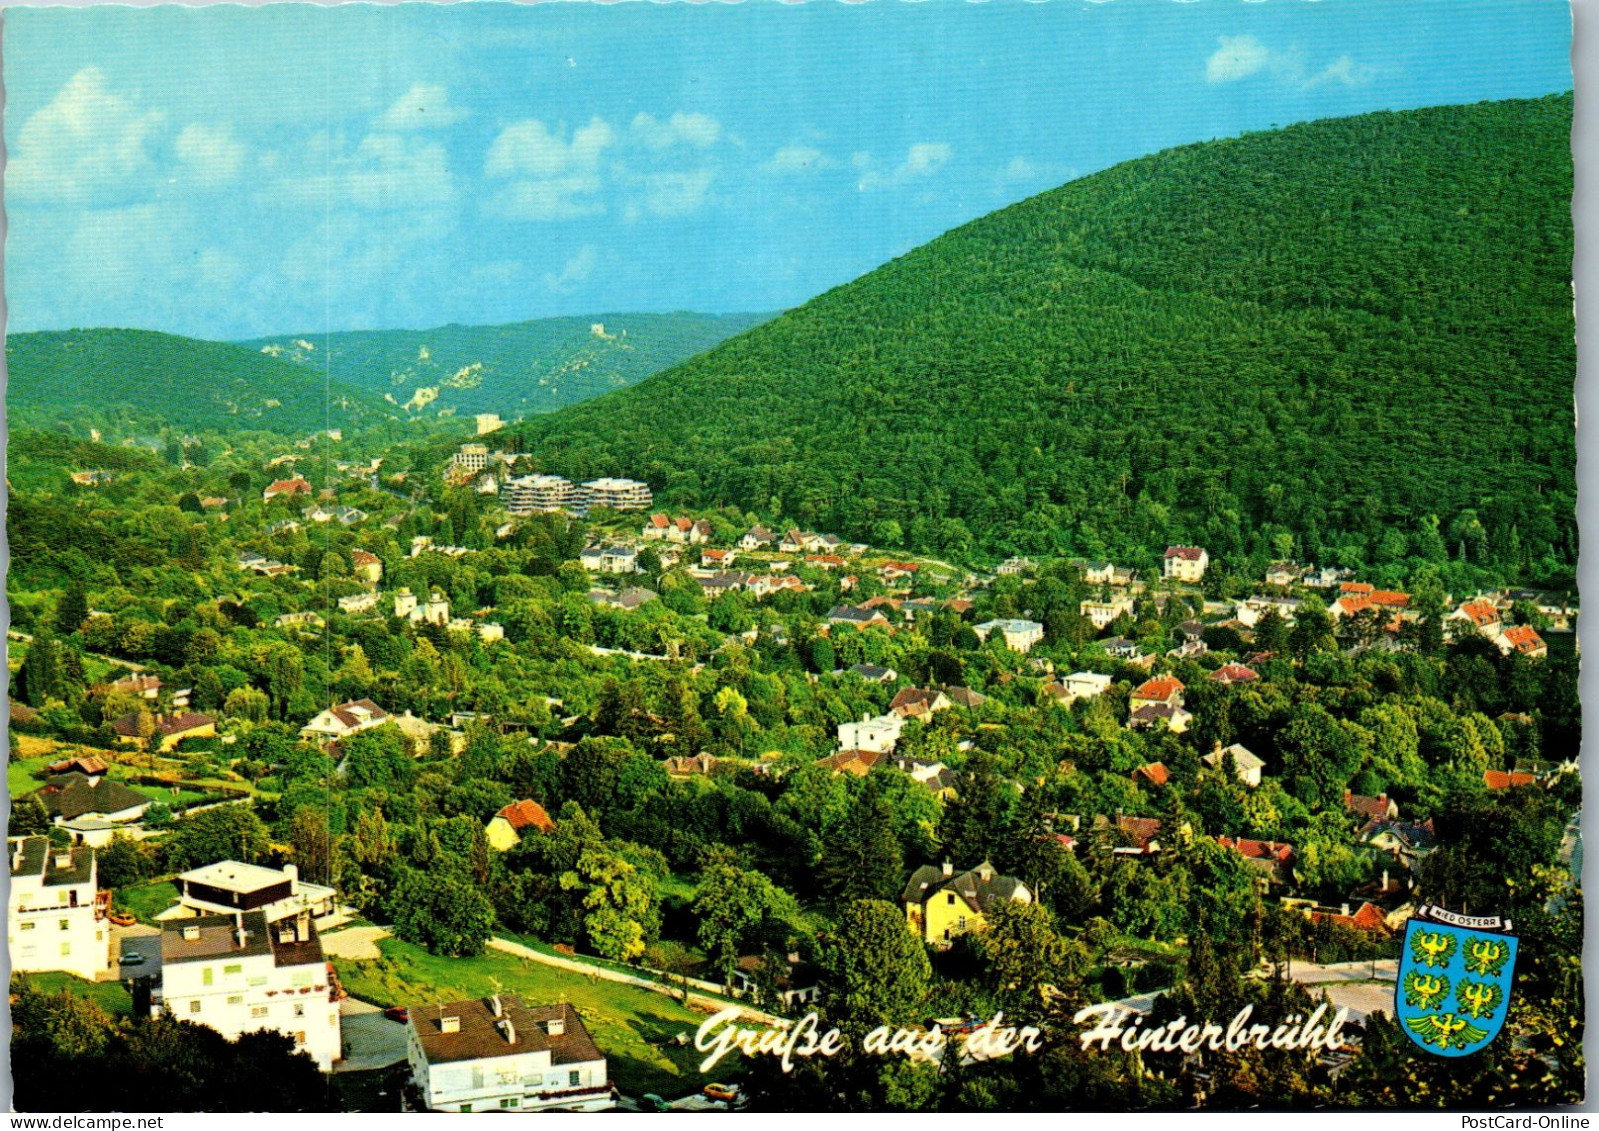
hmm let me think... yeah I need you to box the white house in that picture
[162,861,338,926]
[1061,672,1113,701]
[157,911,341,1071]
[407,996,613,1113]
[338,592,380,615]
[973,619,1045,653]
[837,714,904,755]
[1080,596,1134,630]
[8,837,109,980]
[1203,743,1266,788]
[300,699,391,744]
[1163,546,1210,583]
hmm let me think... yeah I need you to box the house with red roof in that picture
[1163,545,1210,583]
[1344,790,1399,823]
[263,477,312,501]
[350,549,383,585]
[1133,762,1170,788]
[486,800,556,850]
[1130,676,1185,712]
[1454,599,1503,633]
[1208,663,1259,685]
[1216,835,1296,890]
[1497,624,1548,658]
[1483,769,1537,791]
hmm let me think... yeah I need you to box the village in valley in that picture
[5,416,1584,1111]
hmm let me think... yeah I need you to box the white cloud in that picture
[378,83,468,130]
[486,117,615,178]
[857,143,952,191]
[543,244,598,292]
[175,124,246,188]
[9,67,166,205]
[273,131,455,212]
[1206,35,1271,83]
[766,145,833,173]
[630,111,721,151]
[999,157,1037,182]
[492,175,606,222]
[1305,55,1375,88]
[638,170,715,218]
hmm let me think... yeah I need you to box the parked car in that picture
[703,1083,741,1104]
[107,911,137,928]
[384,1006,409,1023]
[639,1095,670,1112]
[119,950,146,966]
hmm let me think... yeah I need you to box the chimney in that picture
[284,864,299,894]
[1340,903,1351,917]
[440,1016,460,1034]
[1382,869,1390,891]
[497,1018,517,1044]
[546,1016,565,1037]
[182,925,201,942]
[489,995,502,1017]
[53,852,73,869]
[941,860,954,878]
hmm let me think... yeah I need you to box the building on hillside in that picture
[1343,791,1399,823]
[1208,663,1260,685]
[452,444,491,473]
[407,997,614,1112]
[109,712,217,753]
[166,861,338,925]
[1215,836,1296,892]
[485,800,556,852]
[300,699,391,744]
[973,618,1045,653]
[502,475,578,516]
[847,663,898,684]
[475,414,505,436]
[44,755,108,778]
[263,477,313,501]
[578,478,652,512]
[889,687,951,720]
[827,605,890,628]
[1497,624,1548,658]
[1129,676,1185,713]
[350,550,383,585]
[7,837,109,979]
[1163,545,1209,582]
[32,773,151,826]
[739,526,774,551]
[1203,742,1265,787]
[1080,596,1134,630]
[837,714,904,754]
[156,911,340,1071]
[338,592,381,615]
[729,955,820,1010]
[901,861,1032,947]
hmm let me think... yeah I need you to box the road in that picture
[7,629,148,673]
[1109,960,1399,1025]
[336,999,409,1073]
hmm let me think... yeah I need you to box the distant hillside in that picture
[510,95,1575,581]
[240,312,772,420]
[6,329,388,435]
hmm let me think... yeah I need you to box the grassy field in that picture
[117,879,179,922]
[18,971,135,1017]
[334,937,733,1099]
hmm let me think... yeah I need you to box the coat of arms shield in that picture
[1396,906,1518,1057]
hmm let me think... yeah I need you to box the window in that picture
[294,1032,306,1045]
[294,1004,305,1017]
[458,1106,472,1114]
[499,1099,518,1110]
[224,964,242,976]
[59,919,70,931]
[958,916,967,931]
[20,922,34,932]
[190,1001,202,1014]
[227,995,244,1005]
[202,968,214,986]
[251,1006,269,1018]
[569,1071,581,1086]
[60,943,71,956]
[292,971,312,987]
[247,976,267,987]
[946,894,955,905]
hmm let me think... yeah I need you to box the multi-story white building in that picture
[837,713,904,754]
[973,618,1046,653]
[1163,546,1210,583]
[578,478,652,512]
[1079,596,1134,630]
[164,861,338,926]
[407,996,613,1113]
[157,911,340,1071]
[7,837,109,980]
[502,475,578,516]
[452,444,491,473]
[300,699,392,744]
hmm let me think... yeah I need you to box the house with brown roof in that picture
[817,748,890,777]
[350,549,383,585]
[1301,900,1391,936]
[1216,835,1295,891]
[1453,599,1502,633]
[263,477,313,501]
[1105,816,1165,855]
[1132,762,1170,788]
[901,861,1032,947]
[661,753,718,777]
[44,755,109,778]
[485,800,557,851]
[1208,663,1259,685]
[1163,545,1209,583]
[300,699,391,744]
[110,711,217,752]
[407,996,613,1112]
[1343,790,1399,823]
[890,687,951,720]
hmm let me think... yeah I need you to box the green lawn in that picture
[18,971,135,1018]
[117,879,179,922]
[8,754,54,800]
[334,937,734,1099]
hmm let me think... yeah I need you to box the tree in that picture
[978,900,1086,1013]
[817,899,931,1028]
[817,780,905,906]
[55,583,89,635]
[560,847,658,962]
[287,806,336,886]
[939,752,1015,866]
[166,805,271,871]
[693,859,798,986]
[390,867,496,957]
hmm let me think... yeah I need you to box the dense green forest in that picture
[509,95,1576,586]
[239,312,772,419]
[5,329,392,436]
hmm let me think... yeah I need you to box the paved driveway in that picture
[337,998,409,1073]
[113,924,162,980]
[321,925,390,960]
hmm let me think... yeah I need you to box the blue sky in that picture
[3,0,1572,340]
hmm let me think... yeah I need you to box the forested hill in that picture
[6,329,390,436]
[239,312,772,420]
[509,94,1576,585]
